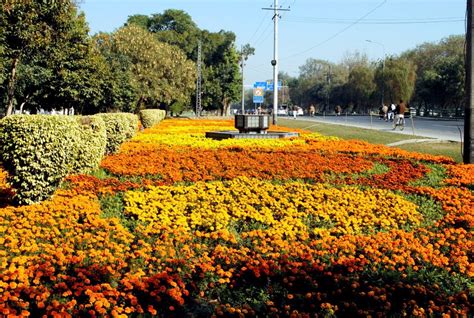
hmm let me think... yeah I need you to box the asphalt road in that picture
[289,115,464,142]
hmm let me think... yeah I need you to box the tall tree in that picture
[128,9,200,59]
[127,10,242,115]
[295,58,347,111]
[403,35,464,114]
[346,64,376,112]
[112,24,196,112]
[375,57,417,105]
[92,32,137,113]
[44,12,108,114]
[1,0,79,115]
[200,30,241,115]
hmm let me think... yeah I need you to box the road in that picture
[288,115,464,142]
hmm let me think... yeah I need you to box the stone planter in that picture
[234,114,270,134]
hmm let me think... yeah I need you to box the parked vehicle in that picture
[277,107,288,116]
[288,106,304,116]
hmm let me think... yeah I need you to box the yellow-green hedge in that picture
[97,113,138,153]
[139,109,166,128]
[0,115,106,205]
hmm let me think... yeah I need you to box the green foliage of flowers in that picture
[409,163,447,188]
[403,193,445,228]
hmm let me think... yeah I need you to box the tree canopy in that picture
[127,9,241,115]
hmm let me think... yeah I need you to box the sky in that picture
[78,0,466,85]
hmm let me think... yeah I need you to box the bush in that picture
[139,109,166,128]
[73,116,108,172]
[97,113,138,154]
[0,115,106,205]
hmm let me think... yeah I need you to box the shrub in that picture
[73,116,108,172]
[97,113,139,153]
[0,115,106,205]
[139,109,166,128]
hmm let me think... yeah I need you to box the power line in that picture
[247,10,271,45]
[280,0,388,61]
[286,16,464,25]
[252,20,274,46]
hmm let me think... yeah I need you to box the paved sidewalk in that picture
[386,139,451,147]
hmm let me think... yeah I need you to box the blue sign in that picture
[253,87,264,104]
[253,82,267,90]
[267,80,282,91]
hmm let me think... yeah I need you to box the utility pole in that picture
[241,46,245,115]
[196,40,202,117]
[239,44,255,115]
[465,0,473,163]
[326,65,331,112]
[263,1,290,125]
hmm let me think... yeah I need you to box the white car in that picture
[277,108,288,116]
[289,107,304,116]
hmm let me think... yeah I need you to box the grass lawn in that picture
[279,118,463,162]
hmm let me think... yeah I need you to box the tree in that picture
[0,0,108,115]
[403,35,464,115]
[239,44,255,64]
[200,31,241,115]
[375,57,417,105]
[294,58,347,112]
[43,12,109,114]
[128,10,200,59]
[112,24,196,112]
[1,0,80,115]
[128,10,242,115]
[346,64,376,112]
[92,32,137,113]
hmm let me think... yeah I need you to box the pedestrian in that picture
[382,104,388,121]
[293,105,298,119]
[335,105,342,116]
[309,104,315,117]
[388,103,396,121]
[378,106,384,120]
[393,99,407,130]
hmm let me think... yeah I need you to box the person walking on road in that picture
[382,104,388,121]
[388,103,396,121]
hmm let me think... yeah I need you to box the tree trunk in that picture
[6,57,20,116]
[135,95,144,113]
[19,94,30,114]
[222,97,230,116]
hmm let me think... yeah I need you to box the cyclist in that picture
[393,99,407,130]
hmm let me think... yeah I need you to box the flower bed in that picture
[0,119,472,317]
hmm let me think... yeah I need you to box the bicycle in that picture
[393,114,405,130]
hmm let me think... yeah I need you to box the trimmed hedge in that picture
[97,113,139,154]
[0,115,106,205]
[139,109,166,128]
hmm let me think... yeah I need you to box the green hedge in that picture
[0,115,106,205]
[97,113,138,154]
[139,109,166,128]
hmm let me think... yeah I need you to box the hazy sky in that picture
[78,0,466,85]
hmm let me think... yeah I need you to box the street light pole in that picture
[366,40,385,106]
[272,0,279,125]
